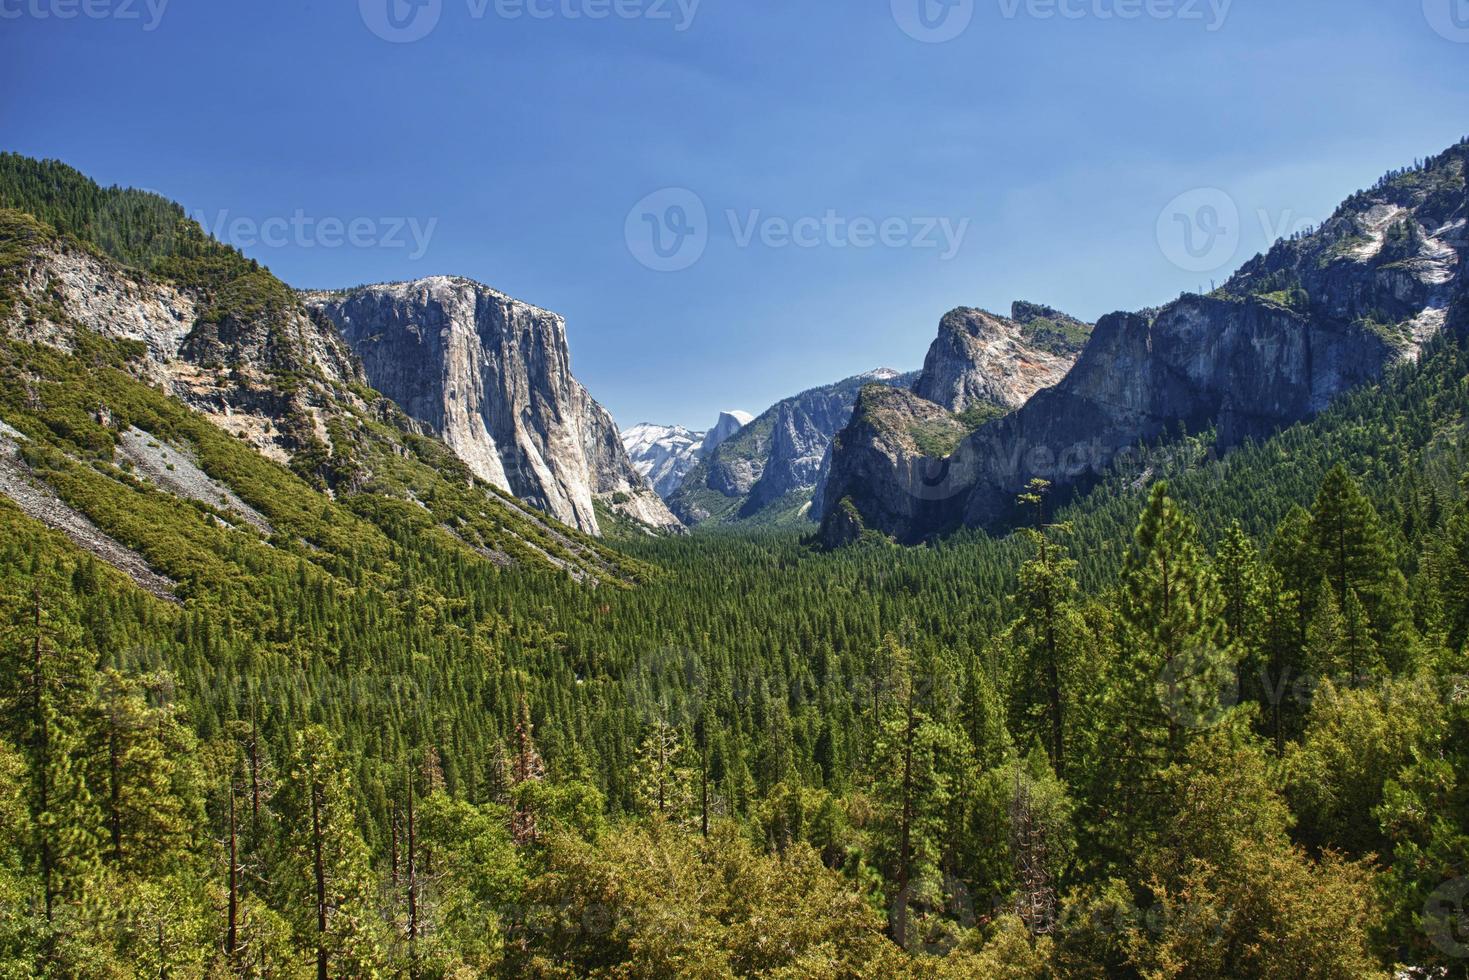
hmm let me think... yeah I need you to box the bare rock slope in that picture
[305,277,679,536]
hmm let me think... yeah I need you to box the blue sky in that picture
[2,0,1466,430]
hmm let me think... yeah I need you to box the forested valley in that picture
[1,156,1468,978]
[3,332,1469,976]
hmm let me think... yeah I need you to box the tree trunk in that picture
[31,591,55,924]
[311,778,327,980]
[407,774,419,980]
[227,782,238,963]
[893,686,916,949]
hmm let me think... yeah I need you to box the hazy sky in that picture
[3,0,1466,429]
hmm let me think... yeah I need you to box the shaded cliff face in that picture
[668,369,914,527]
[305,277,679,536]
[822,140,1468,545]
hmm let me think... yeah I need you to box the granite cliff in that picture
[822,140,1468,544]
[305,277,679,536]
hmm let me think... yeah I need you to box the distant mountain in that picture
[623,410,754,500]
[668,369,915,528]
[622,422,704,497]
[821,137,1469,544]
[304,277,680,537]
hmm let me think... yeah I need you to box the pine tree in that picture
[635,721,696,824]
[0,576,102,927]
[871,638,970,950]
[1306,465,1405,675]
[276,725,386,979]
[1099,484,1241,856]
[1011,479,1084,777]
[1216,521,1266,707]
[509,698,544,846]
[88,669,200,876]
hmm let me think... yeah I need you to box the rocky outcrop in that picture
[3,232,363,467]
[668,369,914,526]
[913,305,1088,413]
[700,411,754,455]
[810,303,1090,540]
[305,277,679,536]
[817,384,973,545]
[822,139,1468,544]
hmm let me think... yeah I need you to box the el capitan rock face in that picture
[821,141,1469,545]
[305,276,679,536]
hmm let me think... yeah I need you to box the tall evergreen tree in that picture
[275,725,386,979]
[1097,484,1241,857]
[1010,479,1085,777]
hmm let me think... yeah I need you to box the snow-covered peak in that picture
[622,423,706,499]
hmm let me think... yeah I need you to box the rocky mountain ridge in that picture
[0,157,648,581]
[821,138,1469,544]
[622,422,704,498]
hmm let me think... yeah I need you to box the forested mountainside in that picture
[823,138,1469,544]
[1,150,1468,977]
